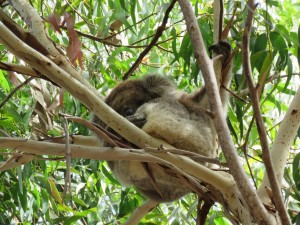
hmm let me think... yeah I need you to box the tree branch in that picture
[242,1,291,224]
[176,0,273,224]
[0,136,257,223]
[7,0,99,97]
[0,62,38,77]
[213,0,223,43]
[0,20,171,150]
[257,86,300,199]
[124,200,158,225]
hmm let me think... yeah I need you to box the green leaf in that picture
[108,47,136,61]
[130,0,137,27]
[270,31,287,50]
[251,51,267,72]
[296,213,300,225]
[293,153,300,190]
[298,25,300,67]
[253,33,267,54]
[118,189,139,218]
[120,0,127,11]
[18,185,28,211]
[171,27,179,61]
[283,57,293,91]
[101,163,120,185]
[41,189,49,214]
[258,51,272,81]
[0,70,10,93]
[17,167,23,194]
[64,208,97,225]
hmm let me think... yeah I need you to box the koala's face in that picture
[105,76,174,117]
[105,80,154,117]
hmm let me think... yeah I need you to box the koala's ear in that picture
[143,75,176,96]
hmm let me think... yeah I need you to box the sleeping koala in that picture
[111,94,217,202]
[95,41,232,202]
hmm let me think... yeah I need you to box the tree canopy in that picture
[0,0,299,224]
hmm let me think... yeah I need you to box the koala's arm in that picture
[180,40,233,112]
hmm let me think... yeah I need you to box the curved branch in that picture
[0,137,231,190]
[124,200,158,225]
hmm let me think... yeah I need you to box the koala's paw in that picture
[208,40,232,66]
[126,114,147,128]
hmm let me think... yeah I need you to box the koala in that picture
[111,95,217,202]
[94,41,232,202]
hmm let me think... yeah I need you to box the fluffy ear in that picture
[142,75,176,97]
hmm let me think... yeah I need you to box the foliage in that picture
[0,0,299,224]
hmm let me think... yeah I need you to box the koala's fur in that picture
[94,41,232,202]
[110,95,217,201]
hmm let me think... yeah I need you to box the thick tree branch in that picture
[0,62,39,77]
[0,9,49,55]
[212,0,223,91]
[242,1,291,224]
[213,0,223,43]
[0,20,171,150]
[0,136,256,223]
[176,0,273,224]
[257,86,300,198]
[0,137,232,191]
[8,0,99,97]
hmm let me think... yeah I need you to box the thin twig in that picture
[242,1,291,224]
[0,76,34,109]
[218,0,223,41]
[61,113,131,148]
[131,18,185,45]
[123,0,177,80]
[62,117,72,202]
[221,84,246,102]
[240,117,257,189]
[103,12,158,41]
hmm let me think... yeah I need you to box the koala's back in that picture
[136,97,217,157]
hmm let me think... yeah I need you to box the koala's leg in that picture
[185,41,233,112]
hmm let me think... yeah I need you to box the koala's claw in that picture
[126,115,147,128]
[208,40,232,66]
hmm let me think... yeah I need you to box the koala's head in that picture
[105,75,176,117]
